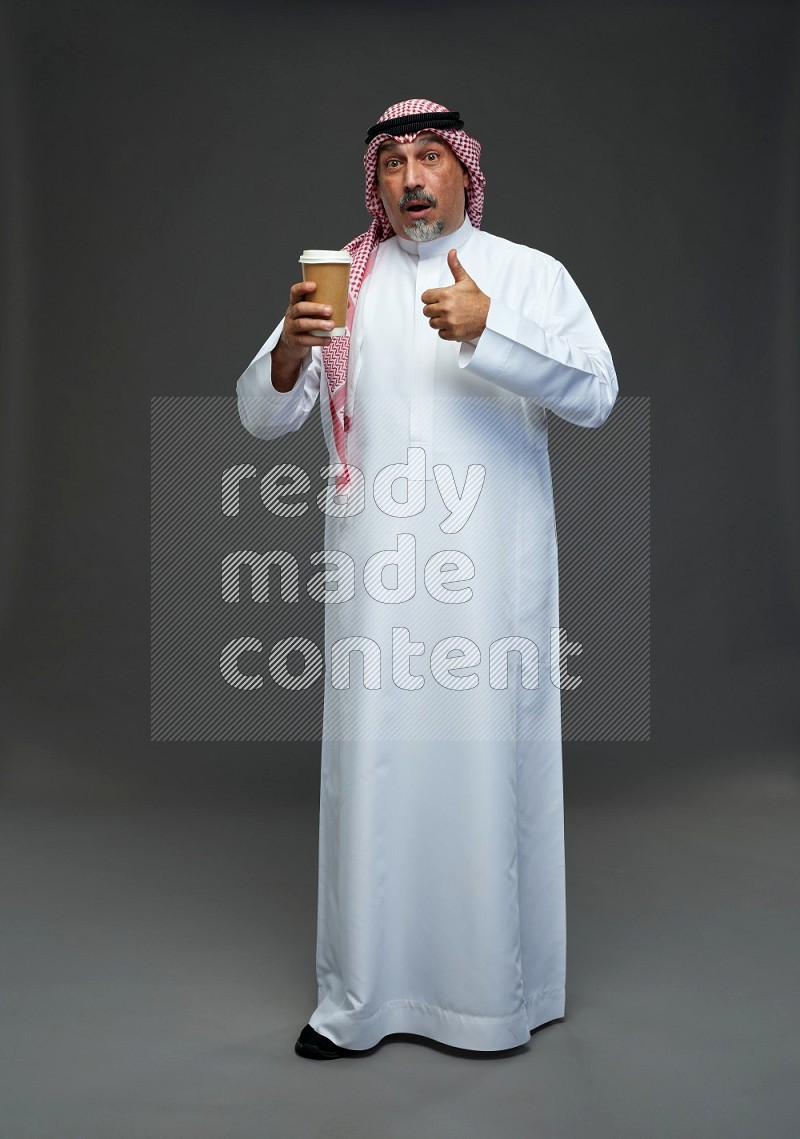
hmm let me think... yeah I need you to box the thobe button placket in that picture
[410,259,438,470]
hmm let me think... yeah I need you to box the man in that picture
[237,98,618,1060]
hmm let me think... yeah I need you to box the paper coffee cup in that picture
[298,250,352,336]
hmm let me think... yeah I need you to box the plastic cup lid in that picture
[298,250,352,263]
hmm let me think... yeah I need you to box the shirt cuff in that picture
[258,349,314,400]
[457,297,520,378]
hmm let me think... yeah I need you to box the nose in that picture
[404,157,426,189]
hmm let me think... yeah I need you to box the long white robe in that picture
[237,215,618,1051]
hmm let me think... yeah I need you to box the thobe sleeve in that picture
[236,318,322,440]
[457,262,618,429]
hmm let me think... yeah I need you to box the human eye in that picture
[383,156,401,169]
[423,150,439,161]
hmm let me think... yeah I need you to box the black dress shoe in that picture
[294,1023,347,1060]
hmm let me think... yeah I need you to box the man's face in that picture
[376,133,469,242]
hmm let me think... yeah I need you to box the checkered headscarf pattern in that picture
[321,99,486,493]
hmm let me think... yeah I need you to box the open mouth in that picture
[405,201,433,215]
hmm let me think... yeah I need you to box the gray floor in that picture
[1,751,798,1139]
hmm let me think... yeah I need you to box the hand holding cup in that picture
[271,250,351,392]
[279,280,336,359]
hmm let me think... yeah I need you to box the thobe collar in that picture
[394,213,474,260]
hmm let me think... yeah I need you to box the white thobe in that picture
[237,215,618,1051]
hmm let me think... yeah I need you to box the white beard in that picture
[402,217,446,242]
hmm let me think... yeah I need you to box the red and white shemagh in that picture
[321,98,486,493]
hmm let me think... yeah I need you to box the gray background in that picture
[1,1,798,1136]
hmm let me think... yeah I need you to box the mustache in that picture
[398,189,438,209]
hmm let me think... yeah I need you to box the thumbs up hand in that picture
[420,249,491,342]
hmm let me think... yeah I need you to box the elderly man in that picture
[237,99,618,1060]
